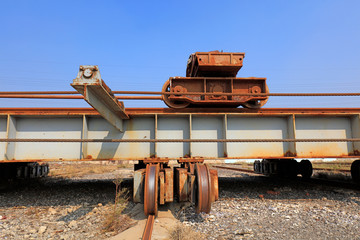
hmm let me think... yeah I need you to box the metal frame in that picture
[1,108,360,162]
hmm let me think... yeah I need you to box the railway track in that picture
[214,165,360,190]
[142,215,155,240]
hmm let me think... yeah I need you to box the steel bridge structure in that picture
[1,64,360,240]
[1,107,360,162]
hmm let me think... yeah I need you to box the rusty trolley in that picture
[162,51,269,109]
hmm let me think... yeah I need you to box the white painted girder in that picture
[0,112,359,161]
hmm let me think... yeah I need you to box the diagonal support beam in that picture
[71,65,129,132]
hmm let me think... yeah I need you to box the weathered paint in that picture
[133,169,145,203]
[1,110,360,161]
[0,117,7,159]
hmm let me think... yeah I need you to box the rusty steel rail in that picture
[1,138,360,143]
[313,168,351,173]
[215,165,351,174]
[0,95,162,100]
[214,165,258,174]
[142,214,155,240]
[1,91,360,97]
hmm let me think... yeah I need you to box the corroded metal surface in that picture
[144,164,159,216]
[2,107,360,115]
[163,51,268,109]
[195,163,212,214]
[142,214,155,240]
[71,65,129,131]
[186,51,245,77]
[1,109,360,161]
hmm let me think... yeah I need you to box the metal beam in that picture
[1,110,360,162]
[71,65,129,132]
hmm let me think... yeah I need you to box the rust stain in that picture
[350,150,360,156]
[284,151,296,157]
[176,168,188,202]
[209,169,219,202]
[164,51,268,109]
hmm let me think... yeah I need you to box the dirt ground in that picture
[0,162,359,240]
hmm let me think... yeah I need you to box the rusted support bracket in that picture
[71,65,129,132]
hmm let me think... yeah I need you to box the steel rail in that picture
[313,168,350,173]
[1,91,360,97]
[214,165,259,174]
[0,95,162,100]
[0,91,79,94]
[142,214,155,240]
[214,166,359,190]
[1,138,360,143]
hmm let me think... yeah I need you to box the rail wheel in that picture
[241,85,269,109]
[194,163,212,214]
[299,159,313,178]
[351,160,360,183]
[162,80,190,109]
[144,164,159,216]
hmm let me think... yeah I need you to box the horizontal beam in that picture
[1,108,360,116]
[0,112,360,161]
[1,90,360,96]
[1,138,360,143]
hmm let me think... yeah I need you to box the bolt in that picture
[83,69,93,78]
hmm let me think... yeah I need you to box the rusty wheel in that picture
[241,85,269,109]
[162,80,190,109]
[195,163,212,214]
[144,164,159,216]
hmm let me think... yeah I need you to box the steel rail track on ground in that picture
[142,215,155,240]
[214,165,359,190]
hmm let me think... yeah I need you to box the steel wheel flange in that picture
[195,163,212,214]
[241,85,269,109]
[162,80,190,109]
[144,164,159,216]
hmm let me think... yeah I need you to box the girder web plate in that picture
[0,108,359,161]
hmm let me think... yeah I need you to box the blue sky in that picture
[1,0,359,108]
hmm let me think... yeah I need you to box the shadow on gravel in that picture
[1,174,359,210]
[218,174,360,203]
[0,177,133,208]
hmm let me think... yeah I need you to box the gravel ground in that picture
[0,168,135,240]
[178,169,360,240]
[0,165,359,240]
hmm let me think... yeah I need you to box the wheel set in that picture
[135,161,218,217]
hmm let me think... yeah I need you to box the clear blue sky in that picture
[1,0,359,108]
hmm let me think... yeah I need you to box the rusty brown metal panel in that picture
[176,168,188,202]
[186,51,245,77]
[188,173,196,204]
[164,168,173,202]
[210,169,219,202]
[159,171,165,205]
[168,77,267,107]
